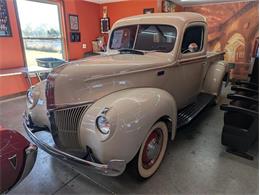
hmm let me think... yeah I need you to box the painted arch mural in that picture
[185,1,259,79]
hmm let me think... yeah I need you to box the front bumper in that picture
[23,114,126,176]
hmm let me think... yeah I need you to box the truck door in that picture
[177,23,207,106]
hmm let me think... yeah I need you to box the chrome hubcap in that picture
[142,128,163,169]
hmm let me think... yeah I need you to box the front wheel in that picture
[129,121,168,179]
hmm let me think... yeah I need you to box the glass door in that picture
[16,0,65,68]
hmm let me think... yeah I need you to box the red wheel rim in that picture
[142,128,163,169]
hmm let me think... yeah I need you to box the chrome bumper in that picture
[23,115,126,176]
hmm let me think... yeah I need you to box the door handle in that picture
[157,70,165,76]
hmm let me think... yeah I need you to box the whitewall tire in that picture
[129,121,168,179]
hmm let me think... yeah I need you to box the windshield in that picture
[109,24,177,53]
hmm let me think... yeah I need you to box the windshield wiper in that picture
[119,49,144,55]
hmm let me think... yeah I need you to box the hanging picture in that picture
[162,0,176,13]
[101,18,110,33]
[0,0,12,37]
[70,32,81,42]
[69,14,79,31]
[143,8,154,14]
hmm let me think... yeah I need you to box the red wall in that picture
[101,0,159,26]
[0,0,28,97]
[100,0,183,41]
[0,0,101,97]
[64,0,100,60]
[0,75,38,97]
[0,0,24,69]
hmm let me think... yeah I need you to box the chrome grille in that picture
[53,105,89,149]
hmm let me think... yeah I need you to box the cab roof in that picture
[113,12,207,29]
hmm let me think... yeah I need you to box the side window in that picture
[181,26,204,54]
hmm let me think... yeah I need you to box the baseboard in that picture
[0,91,26,101]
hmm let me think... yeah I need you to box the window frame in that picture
[181,24,205,55]
[14,0,67,67]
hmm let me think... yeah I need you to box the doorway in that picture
[16,0,65,68]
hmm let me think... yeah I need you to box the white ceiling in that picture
[84,0,126,4]
[84,0,257,6]
[171,0,258,6]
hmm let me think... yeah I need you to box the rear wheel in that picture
[129,121,168,179]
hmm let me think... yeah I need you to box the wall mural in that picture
[185,1,259,79]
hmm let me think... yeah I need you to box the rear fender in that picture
[202,61,228,96]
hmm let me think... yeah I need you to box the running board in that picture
[177,93,215,128]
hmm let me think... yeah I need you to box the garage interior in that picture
[0,0,259,194]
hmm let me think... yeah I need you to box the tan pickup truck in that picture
[23,12,228,179]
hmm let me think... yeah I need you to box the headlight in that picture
[27,89,34,105]
[96,115,110,134]
[26,87,40,109]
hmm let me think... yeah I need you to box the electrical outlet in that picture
[82,44,87,49]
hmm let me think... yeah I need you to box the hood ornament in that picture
[101,107,111,115]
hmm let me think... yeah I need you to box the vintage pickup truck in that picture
[23,12,228,179]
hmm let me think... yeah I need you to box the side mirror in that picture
[188,43,199,53]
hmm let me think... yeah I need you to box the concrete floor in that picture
[1,86,258,194]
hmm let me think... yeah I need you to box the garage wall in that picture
[0,0,101,97]
[0,0,24,70]
[100,0,159,26]
[64,0,100,60]
[0,75,39,97]
[184,1,259,79]
[0,0,101,70]
[0,0,28,98]
[99,0,183,43]
[101,0,183,26]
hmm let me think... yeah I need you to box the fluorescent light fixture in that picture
[84,0,127,4]
[172,0,256,6]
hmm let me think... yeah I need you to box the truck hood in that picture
[52,53,171,79]
[47,53,173,108]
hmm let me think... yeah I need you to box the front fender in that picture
[202,61,228,96]
[79,88,177,164]
[25,80,50,128]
